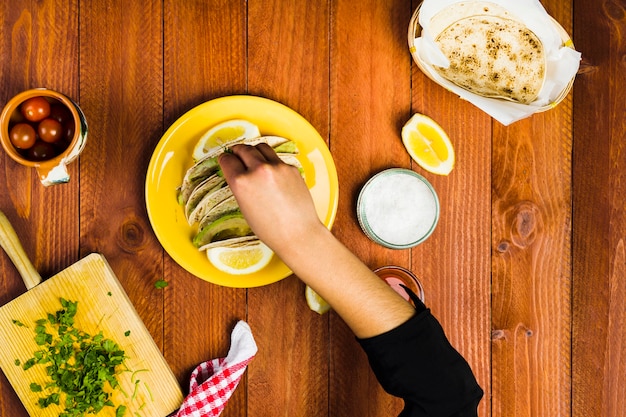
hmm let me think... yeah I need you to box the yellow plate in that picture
[145,95,338,287]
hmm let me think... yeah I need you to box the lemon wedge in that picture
[401,113,455,175]
[193,119,261,161]
[305,285,330,314]
[206,241,273,275]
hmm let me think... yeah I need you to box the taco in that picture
[187,185,234,226]
[430,2,546,104]
[179,122,302,260]
[199,235,260,252]
[198,195,240,230]
[192,211,253,248]
[184,174,226,221]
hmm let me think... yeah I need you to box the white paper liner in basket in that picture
[408,0,581,125]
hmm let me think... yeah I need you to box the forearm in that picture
[218,145,415,338]
[274,224,415,339]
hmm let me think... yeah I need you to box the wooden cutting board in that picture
[0,211,183,417]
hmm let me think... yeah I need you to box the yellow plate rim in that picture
[145,95,338,287]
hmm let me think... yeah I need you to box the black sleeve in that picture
[357,299,483,417]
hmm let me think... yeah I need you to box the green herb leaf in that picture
[154,279,168,289]
[20,298,132,417]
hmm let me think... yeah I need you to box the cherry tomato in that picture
[9,123,37,149]
[9,109,26,125]
[38,118,63,143]
[48,104,72,124]
[27,140,57,161]
[53,137,71,153]
[64,119,76,142]
[20,97,51,122]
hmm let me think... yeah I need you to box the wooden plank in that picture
[161,2,248,417]
[0,1,80,289]
[0,2,80,416]
[330,0,413,414]
[572,0,626,416]
[491,1,574,415]
[409,20,492,417]
[79,0,165,359]
[246,0,330,415]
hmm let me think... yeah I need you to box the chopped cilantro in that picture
[124,330,131,337]
[154,279,168,289]
[17,298,130,417]
[116,405,127,417]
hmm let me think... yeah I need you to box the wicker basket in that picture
[407,3,576,112]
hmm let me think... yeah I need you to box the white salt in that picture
[360,171,438,247]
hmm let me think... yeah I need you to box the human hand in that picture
[218,144,324,254]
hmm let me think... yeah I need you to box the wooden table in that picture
[0,1,623,416]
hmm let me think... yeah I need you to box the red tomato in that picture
[48,104,72,124]
[9,123,37,149]
[38,118,63,143]
[64,119,76,142]
[20,97,51,122]
[27,141,57,161]
[53,137,71,153]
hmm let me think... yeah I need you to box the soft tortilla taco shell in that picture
[199,236,260,251]
[433,14,545,104]
[188,185,234,226]
[184,175,226,220]
[199,195,240,230]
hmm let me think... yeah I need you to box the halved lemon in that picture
[401,113,455,175]
[305,285,330,314]
[206,241,273,275]
[193,119,261,161]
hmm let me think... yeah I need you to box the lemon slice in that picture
[401,113,455,175]
[206,241,273,275]
[305,285,330,314]
[193,119,261,161]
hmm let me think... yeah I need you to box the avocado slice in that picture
[193,211,252,248]
[273,141,298,154]
[188,156,220,182]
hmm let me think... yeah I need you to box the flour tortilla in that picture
[198,195,240,230]
[428,1,513,36]
[184,174,226,221]
[429,3,545,104]
[199,235,260,252]
[179,126,304,255]
[187,185,233,226]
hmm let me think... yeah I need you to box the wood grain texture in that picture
[491,1,574,414]
[0,1,623,416]
[162,1,248,417]
[79,0,165,347]
[330,0,412,415]
[572,0,626,416]
[246,0,331,415]
[0,0,80,279]
[410,28,493,417]
[0,2,80,417]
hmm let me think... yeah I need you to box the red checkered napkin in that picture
[175,321,257,417]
